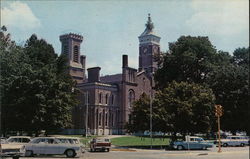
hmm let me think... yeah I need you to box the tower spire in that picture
[145,13,154,31]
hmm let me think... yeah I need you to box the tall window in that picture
[111,94,114,105]
[96,109,98,127]
[99,93,102,104]
[128,89,135,108]
[73,45,79,62]
[99,112,102,126]
[105,94,109,104]
[105,113,108,126]
[63,44,68,54]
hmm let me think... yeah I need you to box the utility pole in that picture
[150,91,152,149]
[85,91,89,138]
[215,104,223,153]
[150,72,154,150]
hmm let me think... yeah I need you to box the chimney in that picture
[87,67,101,83]
[122,55,128,68]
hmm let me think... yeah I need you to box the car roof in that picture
[56,137,80,139]
[32,137,56,139]
[8,136,31,139]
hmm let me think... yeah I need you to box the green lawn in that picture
[54,135,170,148]
[111,136,170,147]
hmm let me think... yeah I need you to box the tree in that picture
[126,93,150,133]
[232,47,249,67]
[207,47,249,134]
[0,30,78,135]
[0,26,31,134]
[154,36,222,89]
[153,81,215,137]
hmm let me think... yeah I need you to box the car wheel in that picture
[240,143,245,147]
[25,150,33,157]
[107,148,110,152]
[202,146,207,150]
[223,143,228,147]
[177,145,184,150]
[12,156,19,159]
[65,149,76,158]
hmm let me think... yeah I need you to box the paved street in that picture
[18,146,249,159]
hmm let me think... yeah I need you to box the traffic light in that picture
[215,105,223,117]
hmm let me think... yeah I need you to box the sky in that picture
[1,0,249,75]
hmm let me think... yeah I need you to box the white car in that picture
[57,137,85,152]
[220,136,249,147]
[6,136,31,144]
[23,137,83,157]
[0,136,30,159]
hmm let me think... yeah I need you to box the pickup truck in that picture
[220,136,249,147]
[89,138,111,152]
[171,136,214,150]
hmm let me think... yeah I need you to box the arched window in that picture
[111,94,114,105]
[105,112,108,126]
[105,94,109,104]
[128,89,135,108]
[99,112,102,126]
[73,45,79,62]
[96,109,99,127]
[99,93,102,104]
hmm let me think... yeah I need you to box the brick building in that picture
[60,14,161,135]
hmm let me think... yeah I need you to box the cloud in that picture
[186,0,249,36]
[1,1,41,30]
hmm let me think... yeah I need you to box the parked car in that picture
[23,137,83,157]
[220,136,249,147]
[171,136,214,150]
[6,136,31,144]
[56,137,85,152]
[89,138,111,152]
[0,136,29,159]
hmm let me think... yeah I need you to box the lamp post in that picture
[150,71,154,149]
[150,90,153,149]
[85,91,89,138]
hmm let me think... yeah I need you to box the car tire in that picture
[177,145,184,150]
[65,149,76,158]
[107,148,110,152]
[202,146,207,150]
[240,143,245,147]
[25,150,33,157]
[223,143,228,147]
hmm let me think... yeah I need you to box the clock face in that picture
[153,46,158,53]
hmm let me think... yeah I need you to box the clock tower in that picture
[138,14,161,76]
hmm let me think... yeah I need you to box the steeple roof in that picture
[139,14,159,37]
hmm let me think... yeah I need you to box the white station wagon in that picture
[220,136,249,147]
[23,137,84,157]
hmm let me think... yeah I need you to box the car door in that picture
[43,138,61,155]
[32,138,46,154]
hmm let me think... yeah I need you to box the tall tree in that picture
[0,30,78,135]
[153,81,215,136]
[154,36,222,89]
[126,93,150,133]
[207,47,249,134]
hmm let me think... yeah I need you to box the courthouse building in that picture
[59,15,161,135]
